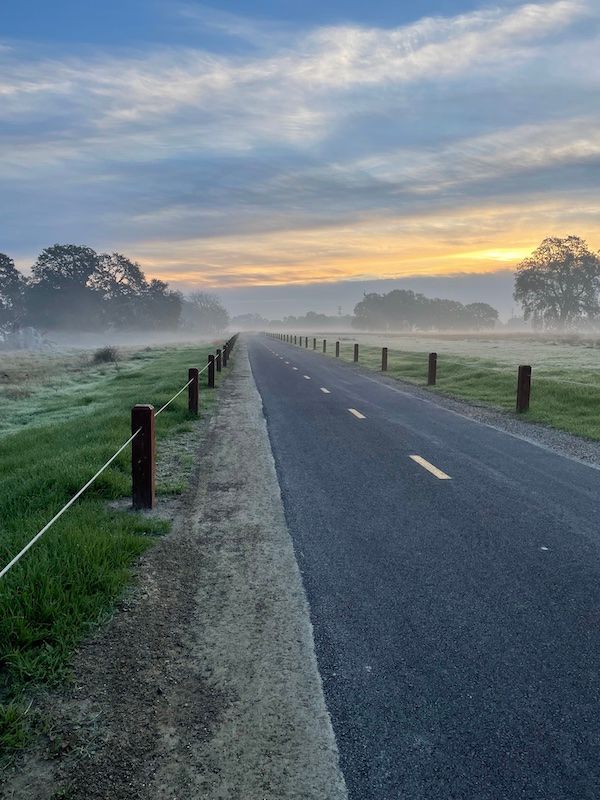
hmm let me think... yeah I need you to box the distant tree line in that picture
[0,245,229,334]
[352,290,499,331]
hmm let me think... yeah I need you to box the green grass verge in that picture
[308,339,600,441]
[0,344,221,756]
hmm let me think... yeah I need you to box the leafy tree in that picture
[183,292,229,333]
[465,302,499,330]
[231,313,270,329]
[143,280,183,331]
[31,244,100,288]
[514,236,600,328]
[92,253,148,328]
[26,244,103,330]
[352,289,498,330]
[0,253,26,332]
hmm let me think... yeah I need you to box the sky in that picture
[1,0,599,318]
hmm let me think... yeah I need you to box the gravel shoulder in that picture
[2,340,346,800]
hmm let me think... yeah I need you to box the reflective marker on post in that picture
[131,404,156,510]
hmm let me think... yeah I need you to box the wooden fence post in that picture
[305,336,308,348]
[216,348,222,372]
[188,368,199,414]
[336,341,340,357]
[354,343,359,362]
[382,347,388,371]
[208,354,215,388]
[516,365,531,412]
[323,339,327,353]
[313,337,316,350]
[428,352,437,385]
[131,404,156,510]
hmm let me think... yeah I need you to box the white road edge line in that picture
[348,408,366,419]
[409,455,452,480]
[320,388,331,394]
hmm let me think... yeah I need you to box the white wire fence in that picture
[0,336,237,580]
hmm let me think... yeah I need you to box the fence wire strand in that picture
[0,345,228,580]
[0,428,142,580]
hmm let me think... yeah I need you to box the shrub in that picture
[92,346,120,366]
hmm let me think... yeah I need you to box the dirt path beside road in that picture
[4,339,346,800]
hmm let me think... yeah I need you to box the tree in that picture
[0,253,26,332]
[514,236,600,328]
[26,244,103,330]
[92,252,149,328]
[352,289,498,330]
[143,280,183,331]
[465,302,499,330]
[183,292,229,333]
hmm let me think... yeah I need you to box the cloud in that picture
[0,0,599,291]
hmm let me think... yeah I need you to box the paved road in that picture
[248,334,600,800]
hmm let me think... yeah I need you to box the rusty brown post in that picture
[382,347,388,371]
[323,339,327,353]
[208,354,215,388]
[336,341,340,357]
[313,337,316,350]
[188,368,199,415]
[427,352,437,385]
[353,343,359,362]
[516,365,531,412]
[131,404,156,510]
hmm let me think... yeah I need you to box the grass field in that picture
[292,332,600,441]
[0,343,222,755]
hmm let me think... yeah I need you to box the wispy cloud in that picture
[0,0,598,290]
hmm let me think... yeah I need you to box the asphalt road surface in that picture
[248,334,600,800]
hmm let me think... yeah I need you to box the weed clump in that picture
[92,346,120,366]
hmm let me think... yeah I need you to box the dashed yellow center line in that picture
[348,408,366,419]
[409,455,451,480]
[320,388,331,394]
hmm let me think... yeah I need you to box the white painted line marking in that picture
[348,408,366,419]
[303,375,311,380]
[293,367,299,371]
[285,361,290,364]
[320,387,331,394]
[540,546,549,551]
[409,455,451,480]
